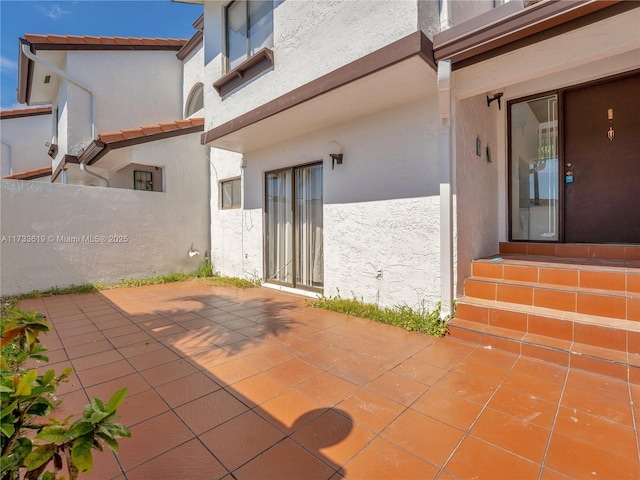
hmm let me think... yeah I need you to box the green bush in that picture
[1,309,130,480]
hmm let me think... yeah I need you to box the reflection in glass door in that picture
[510,95,559,241]
[265,163,323,291]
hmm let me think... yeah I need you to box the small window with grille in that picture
[134,170,153,191]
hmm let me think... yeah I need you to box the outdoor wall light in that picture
[188,244,200,257]
[487,92,503,110]
[326,141,343,170]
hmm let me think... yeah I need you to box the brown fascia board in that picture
[0,106,52,119]
[202,31,435,145]
[17,38,33,105]
[193,14,204,31]
[51,154,79,183]
[177,30,203,60]
[434,0,633,66]
[78,124,204,165]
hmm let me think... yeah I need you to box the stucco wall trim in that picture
[202,31,435,145]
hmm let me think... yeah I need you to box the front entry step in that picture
[449,244,640,383]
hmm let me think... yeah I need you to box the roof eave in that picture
[433,0,637,67]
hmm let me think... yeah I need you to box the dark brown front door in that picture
[563,73,640,243]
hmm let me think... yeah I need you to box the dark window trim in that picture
[220,176,242,210]
[214,47,274,97]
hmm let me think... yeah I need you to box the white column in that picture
[438,59,454,319]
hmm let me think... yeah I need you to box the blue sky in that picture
[0,0,203,109]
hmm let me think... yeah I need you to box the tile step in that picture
[454,296,640,352]
[499,242,640,261]
[448,318,640,384]
[472,256,640,294]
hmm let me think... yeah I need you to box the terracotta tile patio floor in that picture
[17,281,640,479]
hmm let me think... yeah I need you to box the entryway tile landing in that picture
[18,281,640,479]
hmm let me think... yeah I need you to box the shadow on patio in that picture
[17,280,640,479]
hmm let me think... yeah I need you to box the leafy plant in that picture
[1,309,130,480]
[311,296,451,337]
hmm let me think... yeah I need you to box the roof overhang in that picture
[52,120,203,182]
[433,0,639,69]
[17,35,187,106]
[202,31,437,153]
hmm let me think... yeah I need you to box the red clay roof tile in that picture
[97,118,204,144]
[2,166,52,180]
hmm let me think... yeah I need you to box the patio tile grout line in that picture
[628,368,640,465]
[536,359,571,480]
[437,347,524,478]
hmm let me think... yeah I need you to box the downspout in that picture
[21,44,96,139]
[0,141,12,175]
[79,162,110,187]
[438,59,454,320]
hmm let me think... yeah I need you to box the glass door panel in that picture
[295,164,323,289]
[265,163,323,291]
[265,170,293,284]
[510,95,559,241]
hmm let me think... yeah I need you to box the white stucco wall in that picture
[454,95,500,293]
[210,96,443,308]
[204,0,420,129]
[0,134,209,296]
[208,147,246,278]
[182,42,205,118]
[0,113,52,176]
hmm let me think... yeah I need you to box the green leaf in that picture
[96,432,119,453]
[101,423,131,439]
[88,411,111,424]
[13,369,37,397]
[1,399,18,419]
[1,422,15,438]
[41,369,55,386]
[0,385,14,393]
[71,434,94,474]
[24,444,55,471]
[106,387,128,413]
[36,425,71,443]
[90,397,105,413]
[66,421,94,438]
[41,472,55,480]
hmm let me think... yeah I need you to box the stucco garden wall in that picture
[0,134,209,296]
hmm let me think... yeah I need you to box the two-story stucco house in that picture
[1,106,53,181]
[178,0,639,379]
[16,22,207,192]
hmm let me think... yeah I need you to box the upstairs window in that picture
[226,0,273,72]
[185,83,204,117]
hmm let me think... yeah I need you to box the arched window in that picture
[185,83,204,117]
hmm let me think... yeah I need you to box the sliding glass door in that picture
[265,163,323,291]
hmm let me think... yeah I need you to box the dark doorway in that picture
[563,73,640,243]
